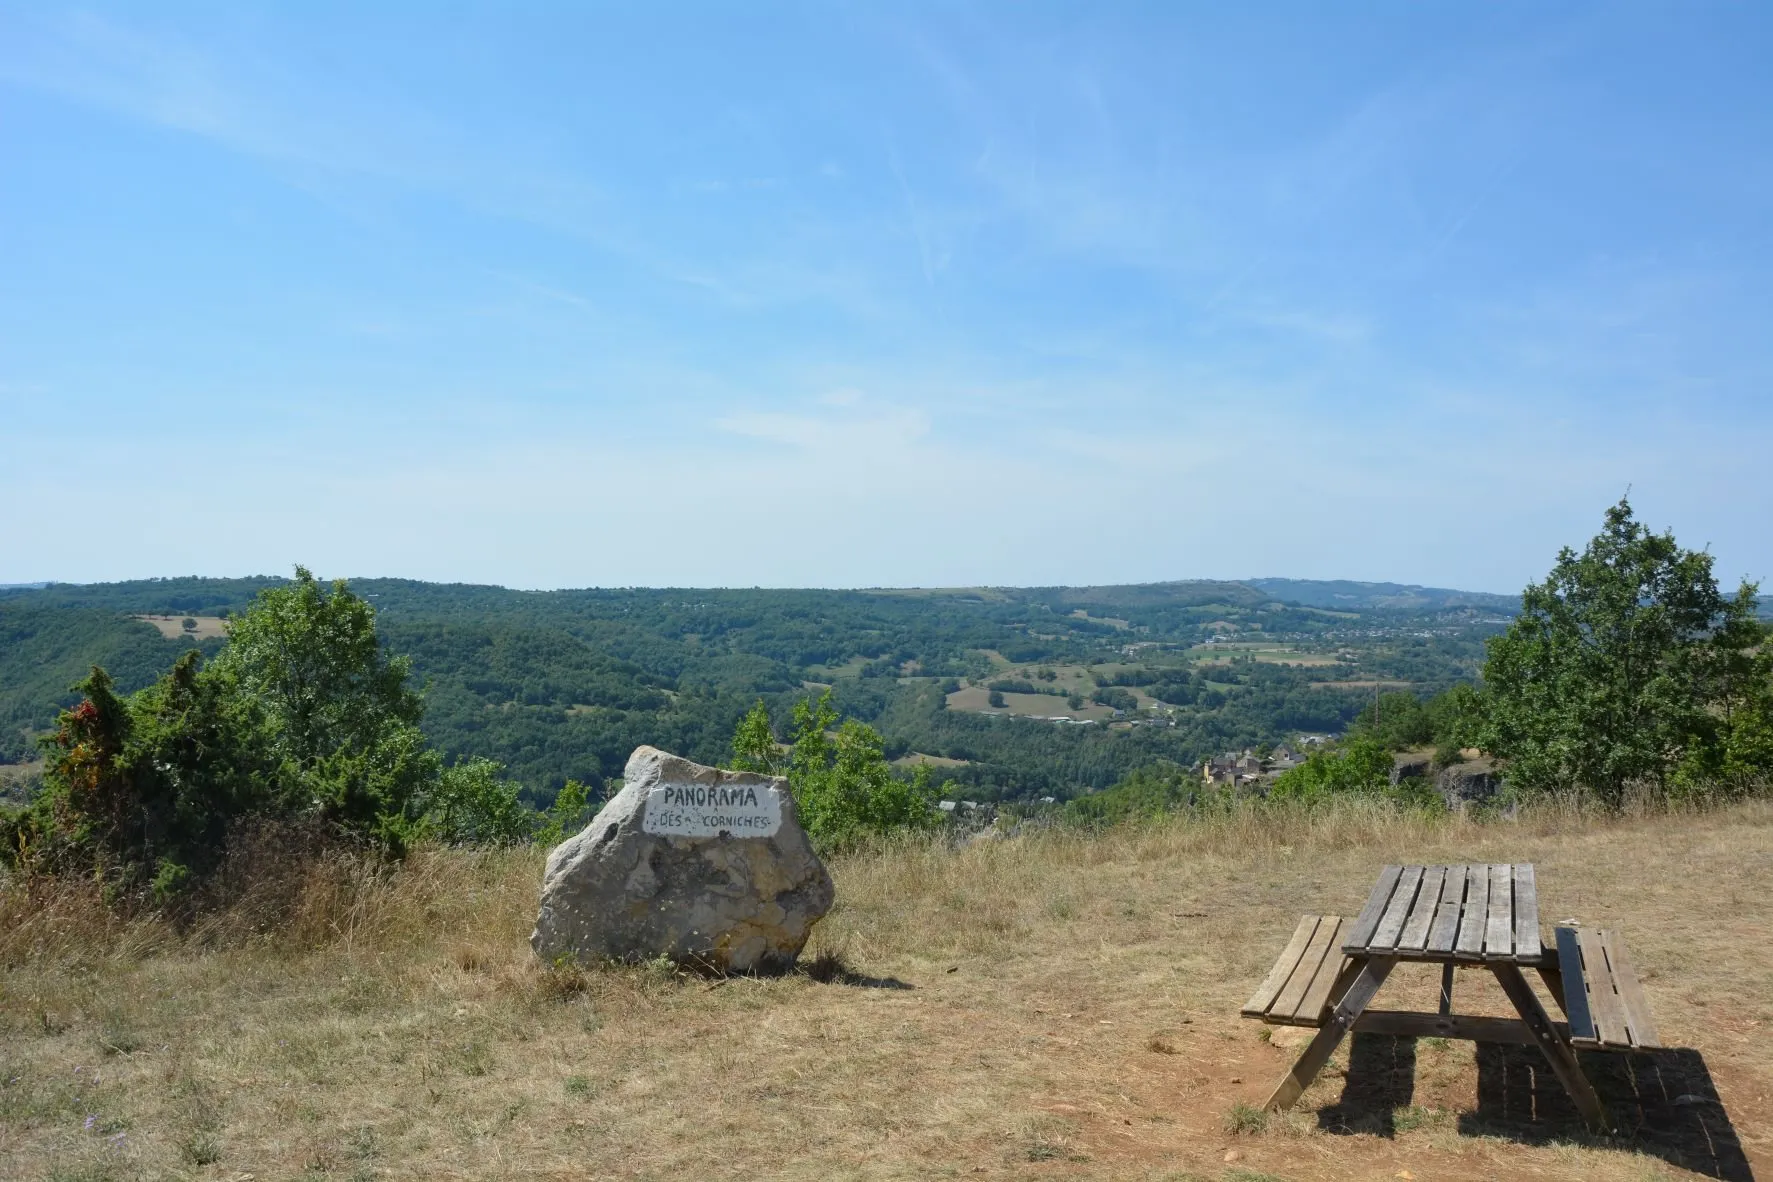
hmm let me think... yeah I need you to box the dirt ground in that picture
[2,802,1769,1180]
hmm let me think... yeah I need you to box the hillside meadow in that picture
[3,800,1770,1181]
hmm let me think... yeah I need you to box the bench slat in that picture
[1601,929,1662,1049]
[1578,926,1630,1047]
[1398,864,1445,951]
[1289,919,1350,1024]
[1242,915,1320,1018]
[1556,926,1597,1043]
[1274,914,1342,1019]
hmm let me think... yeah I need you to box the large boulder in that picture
[530,746,834,974]
[1437,758,1502,806]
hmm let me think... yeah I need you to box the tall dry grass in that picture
[3,796,1769,1180]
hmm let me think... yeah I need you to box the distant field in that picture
[1310,679,1414,690]
[0,759,43,786]
[946,686,1115,722]
[1068,609,1130,630]
[1188,642,1341,667]
[892,752,971,768]
[133,614,229,640]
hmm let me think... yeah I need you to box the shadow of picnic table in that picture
[1313,1033,1753,1181]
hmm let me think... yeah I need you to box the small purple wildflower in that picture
[84,1114,96,1131]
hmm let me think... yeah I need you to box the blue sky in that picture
[2,3,1769,592]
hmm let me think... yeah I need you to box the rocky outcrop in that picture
[1390,751,1433,786]
[531,746,834,974]
[1436,758,1502,806]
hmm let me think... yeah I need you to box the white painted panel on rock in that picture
[642,779,782,838]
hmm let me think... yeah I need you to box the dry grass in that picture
[3,800,1771,1180]
[132,615,229,641]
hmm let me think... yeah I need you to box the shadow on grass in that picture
[1313,1034,1752,1180]
[798,949,915,990]
[1460,1043,1753,1181]
[1316,1033,1418,1137]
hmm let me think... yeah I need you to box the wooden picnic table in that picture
[1241,863,1662,1128]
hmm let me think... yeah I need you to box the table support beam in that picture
[1264,956,1395,1112]
[1438,962,1455,1016]
[1489,962,1608,1129]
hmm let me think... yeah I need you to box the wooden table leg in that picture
[1438,962,1455,1016]
[1489,963,1608,1129]
[1264,956,1395,1113]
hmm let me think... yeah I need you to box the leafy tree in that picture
[987,690,1006,708]
[213,567,422,767]
[729,699,780,774]
[1480,498,1768,803]
[417,757,532,846]
[14,655,282,897]
[1270,735,1393,803]
[735,692,935,849]
[212,567,433,845]
[535,779,592,847]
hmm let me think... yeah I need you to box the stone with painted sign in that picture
[531,745,833,974]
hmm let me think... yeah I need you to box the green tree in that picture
[16,655,282,896]
[1480,498,1767,803]
[535,779,592,847]
[212,567,422,767]
[212,567,434,845]
[737,692,935,849]
[1270,735,1393,803]
[417,757,532,846]
[729,699,779,774]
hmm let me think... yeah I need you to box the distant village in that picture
[1200,736,1332,790]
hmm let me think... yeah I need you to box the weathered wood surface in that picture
[1602,930,1662,1049]
[1428,862,1466,952]
[1398,864,1445,951]
[1557,925,1663,1050]
[1352,1010,1571,1045]
[1343,865,1402,952]
[1483,863,1514,958]
[1512,863,1542,962]
[1242,915,1319,1019]
[1455,864,1490,958]
[1264,957,1396,1112]
[1491,962,1610,1128]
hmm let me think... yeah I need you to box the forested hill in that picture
[1,576,1513,803]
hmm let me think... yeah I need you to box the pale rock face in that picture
[530,746,834,974]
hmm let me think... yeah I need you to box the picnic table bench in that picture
[1241,863,1661,1127]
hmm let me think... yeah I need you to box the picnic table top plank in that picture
[1427,863,1466,953]
[1371,866,1425,950]
[1398,864,1445,951]
[1274,913,1343,1019]
[1512,863,1542,963]
[1577,926,1630,1047]
[1455,865,1490,958]
[1484,863,1515,959]
[1343,864,1403,952]
[1242,915,1321,1018]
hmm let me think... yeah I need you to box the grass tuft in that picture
[1223,1102,1269,1135]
